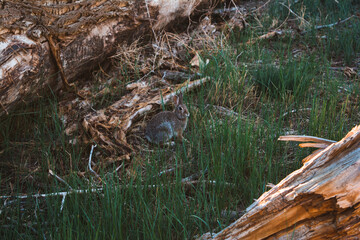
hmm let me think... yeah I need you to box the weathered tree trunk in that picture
[201,125,360,239]
[0,0,207,115]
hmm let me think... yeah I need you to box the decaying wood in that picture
[79,77,209,159]
[200,125,360,239]
[0,0,208,116]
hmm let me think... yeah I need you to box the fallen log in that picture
[201,125,360,239]
[0,0,208,116]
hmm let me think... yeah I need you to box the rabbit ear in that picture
[177,92,183,104]
[173,95,179,105]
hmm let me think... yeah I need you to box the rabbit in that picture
[145,92,190,144]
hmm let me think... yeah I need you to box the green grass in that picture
[1,0,360,239]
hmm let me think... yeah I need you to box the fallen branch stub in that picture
[200,125,360,239]
[278,135,337,163]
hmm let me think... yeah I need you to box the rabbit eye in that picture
[178,106,183,111]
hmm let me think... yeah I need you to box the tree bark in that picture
[202,125,360,239]
[0,0,207,115]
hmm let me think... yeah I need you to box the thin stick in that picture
[280,2,310,26]
[0,180,234,202]
[329,67,358,71]
[48,169,72,213]
[60,195,66,212]
[245,30,285,45]
[0,185,156,203]
[249,0,272,14]
[184,180,235,187]
[115,162,124,172]
[144,0,159,45]
[49,169,73,190]
[158,167,176,177]
[0,187,104,200]
[0,178,234,214]
[316,15,353,31]
[126,69,155,86]
[0,187,103,215]
[316,15,354,30]
[282,108,312,117]
[181,169,208,183]
[88,144,103,183]
[205,104,239,118]
[302,15,354,34]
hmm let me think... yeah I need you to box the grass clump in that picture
[252,57,315,99]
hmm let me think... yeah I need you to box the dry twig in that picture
[205,104,239,118]
[280,2,310,26]
[301,15,354,34]
[88,144,104,183]
[281,108,312,117]
[48,169,73,190]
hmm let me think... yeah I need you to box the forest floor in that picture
[1,0,360,239]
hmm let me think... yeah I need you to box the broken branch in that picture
[301,15,355,34]
[88,144,104,183]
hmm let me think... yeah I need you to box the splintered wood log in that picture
[201,125,360,239]
[0,0,208,116]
